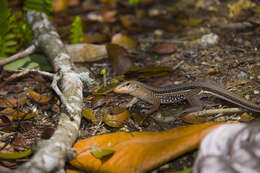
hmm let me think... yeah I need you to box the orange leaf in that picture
[70,122,226,173]
[26,88,52,104]
[66,169,80,173]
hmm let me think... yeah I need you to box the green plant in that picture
[70,16,84,44]
[129,0,140,6]
[12,12,33,48]
[0,0,33,57]
[0,0,16,57]
[100,68,107,86]
[24,0,53,15]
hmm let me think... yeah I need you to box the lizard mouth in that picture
[113,87,125,93]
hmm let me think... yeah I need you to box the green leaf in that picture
[4,34,16,40]
[4,47,17,53]
[129,0,140,6]
[5,40,17,46]
[100,69,106,75]
[176,168,192,173]
[0,149,32,159]
[24,0,53,15]
[4,54,53,71]
[0,0,9,35]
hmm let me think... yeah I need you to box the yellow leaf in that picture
[229,0,255,18]
[82,108,97,121]
[0,149,32,159]
[91,146,115,159]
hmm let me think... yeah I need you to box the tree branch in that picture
[15,11,91,173]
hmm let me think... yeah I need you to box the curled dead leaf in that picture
[103,108,130,127]
[82,108,97,122]
[111,33,137,50]
[106,44,133,75]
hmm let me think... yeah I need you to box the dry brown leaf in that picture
[106,44,133,75]
[83,33,107,43]
[25,88,52,104]
[100,8,117,23]
[53,0,69,12]
[111,33,137,50]
[66,43,108,62]
[0,97,26,108]
[152,43,177,54]
[70,122,225,173]
[181,114,207,124]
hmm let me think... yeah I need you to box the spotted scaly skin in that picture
[113,80,260,114]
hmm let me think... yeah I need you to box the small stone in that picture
[257,75,260,80]
[154,29,164,36]
[237,71,248,79]
[245,95,250,100]
[254,90,259,94]
[199,33,219,48]
[174,81,183,85]
[148,8,160,16]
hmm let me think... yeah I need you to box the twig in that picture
[185,108,243,117]
[155,108,244,122]
[0,44,36,66]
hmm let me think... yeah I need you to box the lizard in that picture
[113,80,260,117]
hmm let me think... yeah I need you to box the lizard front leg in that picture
[141,96,160,114]
[125,97,139,108]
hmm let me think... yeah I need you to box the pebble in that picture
[154,29,164,36]
[174,81,183,85]
[199,33,219,48]
[254,90,259,94]
[237,71,248,78]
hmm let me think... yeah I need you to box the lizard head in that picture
[113,81,141,94]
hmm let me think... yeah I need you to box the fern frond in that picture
[24,0,53,15]
[70,16,84,44]
[0,1,33,57]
